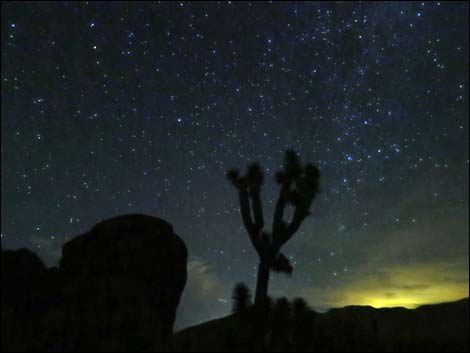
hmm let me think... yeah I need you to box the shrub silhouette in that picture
[227,150,320,314]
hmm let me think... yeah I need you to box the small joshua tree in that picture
[227,150,320,314]
[232,282,252,314]
[291,297,313,350]
[292,297,309,319]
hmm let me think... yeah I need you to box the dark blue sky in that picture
[1,1,468,329]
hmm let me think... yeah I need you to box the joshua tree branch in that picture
[239,189,263,254]
[272,181,291,239]
[239,188,254,233]
[250,187,264,233]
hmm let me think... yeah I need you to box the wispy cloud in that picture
[175,257,231,330]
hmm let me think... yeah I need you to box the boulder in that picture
[59,214,188,351]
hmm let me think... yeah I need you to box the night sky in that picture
[1,1,469,329]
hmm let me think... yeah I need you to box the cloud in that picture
[295,200,469,311]
[300,212,469,310]
[175,257,231,330]
[27,235,62,267]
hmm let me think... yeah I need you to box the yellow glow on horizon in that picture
[336,264,469,308]
[341,281,468,309]
[303,262,469,309]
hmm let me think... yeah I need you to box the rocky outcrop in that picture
[2,249,60,351]
[1,214,188,352]
[2,248,48,300]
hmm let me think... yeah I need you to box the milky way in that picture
[1,2,468,329]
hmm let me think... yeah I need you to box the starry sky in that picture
[1,1,469,330]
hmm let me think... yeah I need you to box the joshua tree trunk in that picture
[254,259,270,312]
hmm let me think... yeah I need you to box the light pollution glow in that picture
[302,261,469,310]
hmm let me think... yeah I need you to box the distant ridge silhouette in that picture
[173,296,469,352]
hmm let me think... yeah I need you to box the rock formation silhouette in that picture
[2,248,61,351]
[1,214,187,352]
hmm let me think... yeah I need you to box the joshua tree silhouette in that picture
[227,149,320,313]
